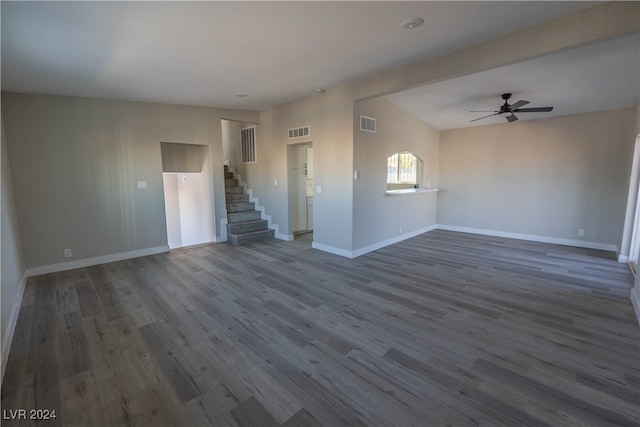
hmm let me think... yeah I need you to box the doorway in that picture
[160,142,214,249]
[288,143,313,235]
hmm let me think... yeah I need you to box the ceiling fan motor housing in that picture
[500,93,513,112]
[470,93,552,123]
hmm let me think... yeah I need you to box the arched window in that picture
[387,152,422,190]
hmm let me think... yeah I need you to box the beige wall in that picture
[2,93,258,269]
[437,109,636,248]
[353,97,439,250]
[249,2,637,255]
[222,119,246,167]
[232,89,355,249]
[1,112,25,380]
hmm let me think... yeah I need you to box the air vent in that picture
[360,115,376,133]
[241,126,257,163]
[288,126,310,139]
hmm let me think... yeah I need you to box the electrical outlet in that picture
[578,228,585,237]
[399,225,403,233]
[64,248,72,258]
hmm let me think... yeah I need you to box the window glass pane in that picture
[398,153,416,183]
[387,153,399,183]
[387,152,420,187]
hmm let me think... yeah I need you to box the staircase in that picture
[224,166,275,245]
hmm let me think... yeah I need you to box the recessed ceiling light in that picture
[315,88,326,94]
[236,94,248,98]
[401,18,424,30]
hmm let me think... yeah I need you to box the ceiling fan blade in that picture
[470,110,499,112]
[506,113,518,123]
[510,100,530,109]
[470,112,500,122]
[513,107,554,113]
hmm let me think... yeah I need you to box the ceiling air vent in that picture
[360,115,376,133]
[288,126,310,139]
[241,126,257,163]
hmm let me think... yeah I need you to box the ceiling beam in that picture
[353,1,640,101]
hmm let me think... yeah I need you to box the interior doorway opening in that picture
[288,142,313,237]
[160,142,214,249]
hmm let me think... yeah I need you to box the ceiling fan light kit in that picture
[470,93,553,123]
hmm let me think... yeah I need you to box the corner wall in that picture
[2,93,258,272]
[353,97,439,254]
[437,109,636,250]
[1,112,26,382]
[254,2,637,256]
[236,89,355,252]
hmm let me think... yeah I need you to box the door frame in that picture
[287,141,313,236]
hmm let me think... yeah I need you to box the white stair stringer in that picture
[230,170,293,242]
[216,217,228,242]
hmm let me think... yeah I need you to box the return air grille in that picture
[241,126,257,163]
[360,115,376,133]
[288,126,310,139]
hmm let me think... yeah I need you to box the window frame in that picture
[387,151,419,186]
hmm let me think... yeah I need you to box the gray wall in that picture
[1,112,25,379]
[353,97,439,250]
[437,109,636,247]
[2,93,258,269]
[161,142,207,173]
[222,119,250,168]
[235,90,355,249]
[247,2,635,255]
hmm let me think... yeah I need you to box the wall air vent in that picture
[360,115,376,133]
[241,126,257,163]
[288,126,310,139]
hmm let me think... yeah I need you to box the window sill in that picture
[385,188,439,195]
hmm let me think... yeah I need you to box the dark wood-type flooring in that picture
[2,230,639,426]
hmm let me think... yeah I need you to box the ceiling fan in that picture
[470,93,553,123]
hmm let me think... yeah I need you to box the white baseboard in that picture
[275,232,294,241]
[311,241,355,258]
[216,218,228,242]
[313,225,437,259]
[1,273,27,384]
[435,225,618,253]
[351,225,438,258]
[631,287,640,327]
[25,245,169,277]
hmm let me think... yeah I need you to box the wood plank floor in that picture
[2,230,639,426]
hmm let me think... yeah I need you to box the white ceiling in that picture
[385,34,640,130]
[1,1,609,113]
